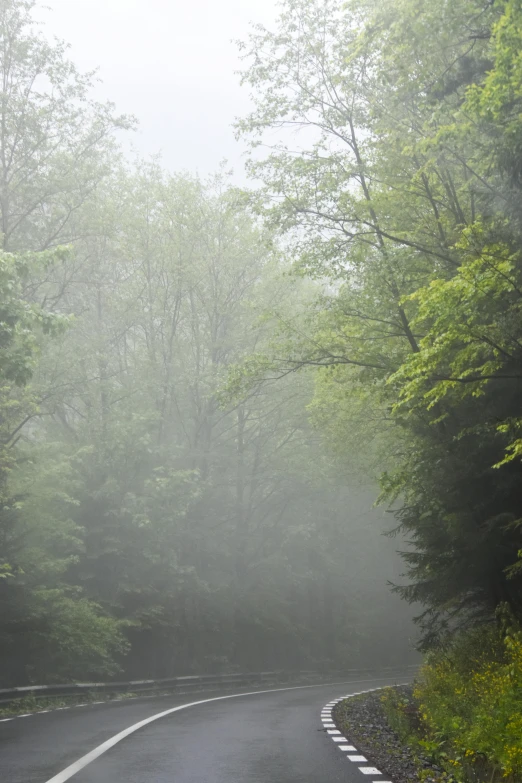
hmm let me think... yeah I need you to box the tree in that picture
[236,0,522,646]
[0,0,419,683]
[0,0,132,254]
[0,248,127,684]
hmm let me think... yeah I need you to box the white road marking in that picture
[43,679,390,783]
[322,682,409,783]
[0,676,396,728]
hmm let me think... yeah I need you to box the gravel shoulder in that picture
[333,686,440,783]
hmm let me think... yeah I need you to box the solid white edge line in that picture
[0,676,394,727]
[44,677,396,783]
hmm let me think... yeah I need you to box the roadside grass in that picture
[380,624,522,783]
[380,686,451,782]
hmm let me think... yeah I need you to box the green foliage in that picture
[236,0,522,647]
[466,0,522,184]
[0,0,418,687]
[380,687,419,743]
[0,0,133,253]
[0,249,69,386]
[413,622,522,780]
[0,0,133,684]
[33,595,129,681]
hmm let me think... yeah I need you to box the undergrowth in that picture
[383,618,522,783]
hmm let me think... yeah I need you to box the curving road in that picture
[0,675,405,783]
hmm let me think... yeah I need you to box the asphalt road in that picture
[0,676,404,783]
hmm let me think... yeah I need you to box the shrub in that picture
[415,621,522,779]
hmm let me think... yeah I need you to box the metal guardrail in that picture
[0,664,419,706]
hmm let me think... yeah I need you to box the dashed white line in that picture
[320,683,409,782]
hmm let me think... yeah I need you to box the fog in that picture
[0,0,420,689]
[37,0,277,176]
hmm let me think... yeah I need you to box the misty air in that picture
[0,1,521,782]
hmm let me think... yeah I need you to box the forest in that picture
[1,0,521,718]
[0,0,416,686]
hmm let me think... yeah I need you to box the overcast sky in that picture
[38,0,278,179]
